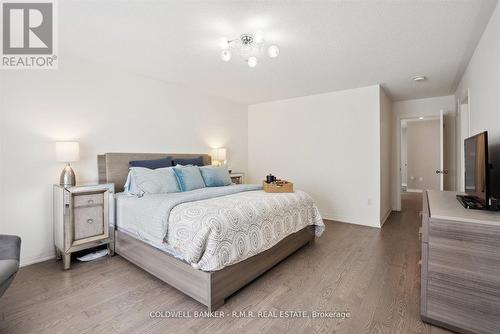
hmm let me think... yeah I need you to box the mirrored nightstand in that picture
[53,183,115,269]
[230,172,245,184]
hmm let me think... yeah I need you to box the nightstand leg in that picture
[63,253,71,270]
[108,242,115,256]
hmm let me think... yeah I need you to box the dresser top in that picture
[427,190,500,226]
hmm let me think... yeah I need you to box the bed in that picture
[97,152,324,311]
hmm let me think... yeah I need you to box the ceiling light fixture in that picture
[219,37,230,50]
[219,33,279,68]
[268,45,279,58]
[413,75,426,82]
[253,31,264,44]
[220,50,231,62]
[247,56,258,68]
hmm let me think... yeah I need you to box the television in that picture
[462,131,490,208]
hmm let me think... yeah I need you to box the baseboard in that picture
[321,213,381,228]
[20,254,55,267]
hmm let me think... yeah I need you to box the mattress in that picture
[115,185,324,271]
[116,193,187,261]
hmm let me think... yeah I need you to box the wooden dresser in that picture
[421,190,500,334]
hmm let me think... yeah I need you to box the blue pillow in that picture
[124,167,180,195]
[129,157,173,169]
[172,166,206,191]
[173,156,204,166]
[199,166,232,187]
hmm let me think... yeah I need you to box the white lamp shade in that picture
[56,141,79,162]
[212,148,227,163]
[247,56,258,68]
[268,45,279,58]
[217,148,227,161]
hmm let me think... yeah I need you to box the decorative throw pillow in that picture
[124,167,180,195]
[172,166,206,192]
[199,165,232,187]
[129,157,173,169]
[172,156,204,166]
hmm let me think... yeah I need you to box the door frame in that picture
[439,109,444,191]
[456,89,471,192]
[395,114,442,211]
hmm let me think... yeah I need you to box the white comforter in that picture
[117,185,324,271]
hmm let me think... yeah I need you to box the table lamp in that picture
[211,148,227,166]
[56,141,79,187]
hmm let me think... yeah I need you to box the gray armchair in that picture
[0,235,21,298]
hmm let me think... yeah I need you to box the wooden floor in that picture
[0,192,452,334]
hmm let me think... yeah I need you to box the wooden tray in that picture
[263,181,294,193]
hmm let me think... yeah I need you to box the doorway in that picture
[400,117,442,193]
[395,108,457,211]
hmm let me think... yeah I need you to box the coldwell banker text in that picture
[1,0,58,69]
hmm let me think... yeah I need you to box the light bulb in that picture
[219,37,230,49]
[220,50,231,62]
[268,45,279,58]
[254,32,264,44]
[247,56,258,68]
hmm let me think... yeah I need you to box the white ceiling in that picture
[60,0,498,105]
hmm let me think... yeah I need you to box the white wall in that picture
[248,85,385,228]
[393,95,456,119]
[392,95,456,210]
[456,3,500,198]
[0,58,248,266]
[379,87,393,225]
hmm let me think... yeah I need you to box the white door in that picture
[439,110,444,191]
[406,118,441,191]
[401,126,408,187]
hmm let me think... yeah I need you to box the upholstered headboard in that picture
[97,152,212,192]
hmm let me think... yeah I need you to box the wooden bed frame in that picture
[97,152,315,311]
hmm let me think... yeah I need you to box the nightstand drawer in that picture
[73,193,104,207]
[74,206,104,240]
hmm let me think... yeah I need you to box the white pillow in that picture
[124,167,180,196]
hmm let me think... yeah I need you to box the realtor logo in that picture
[1,0,57,69]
